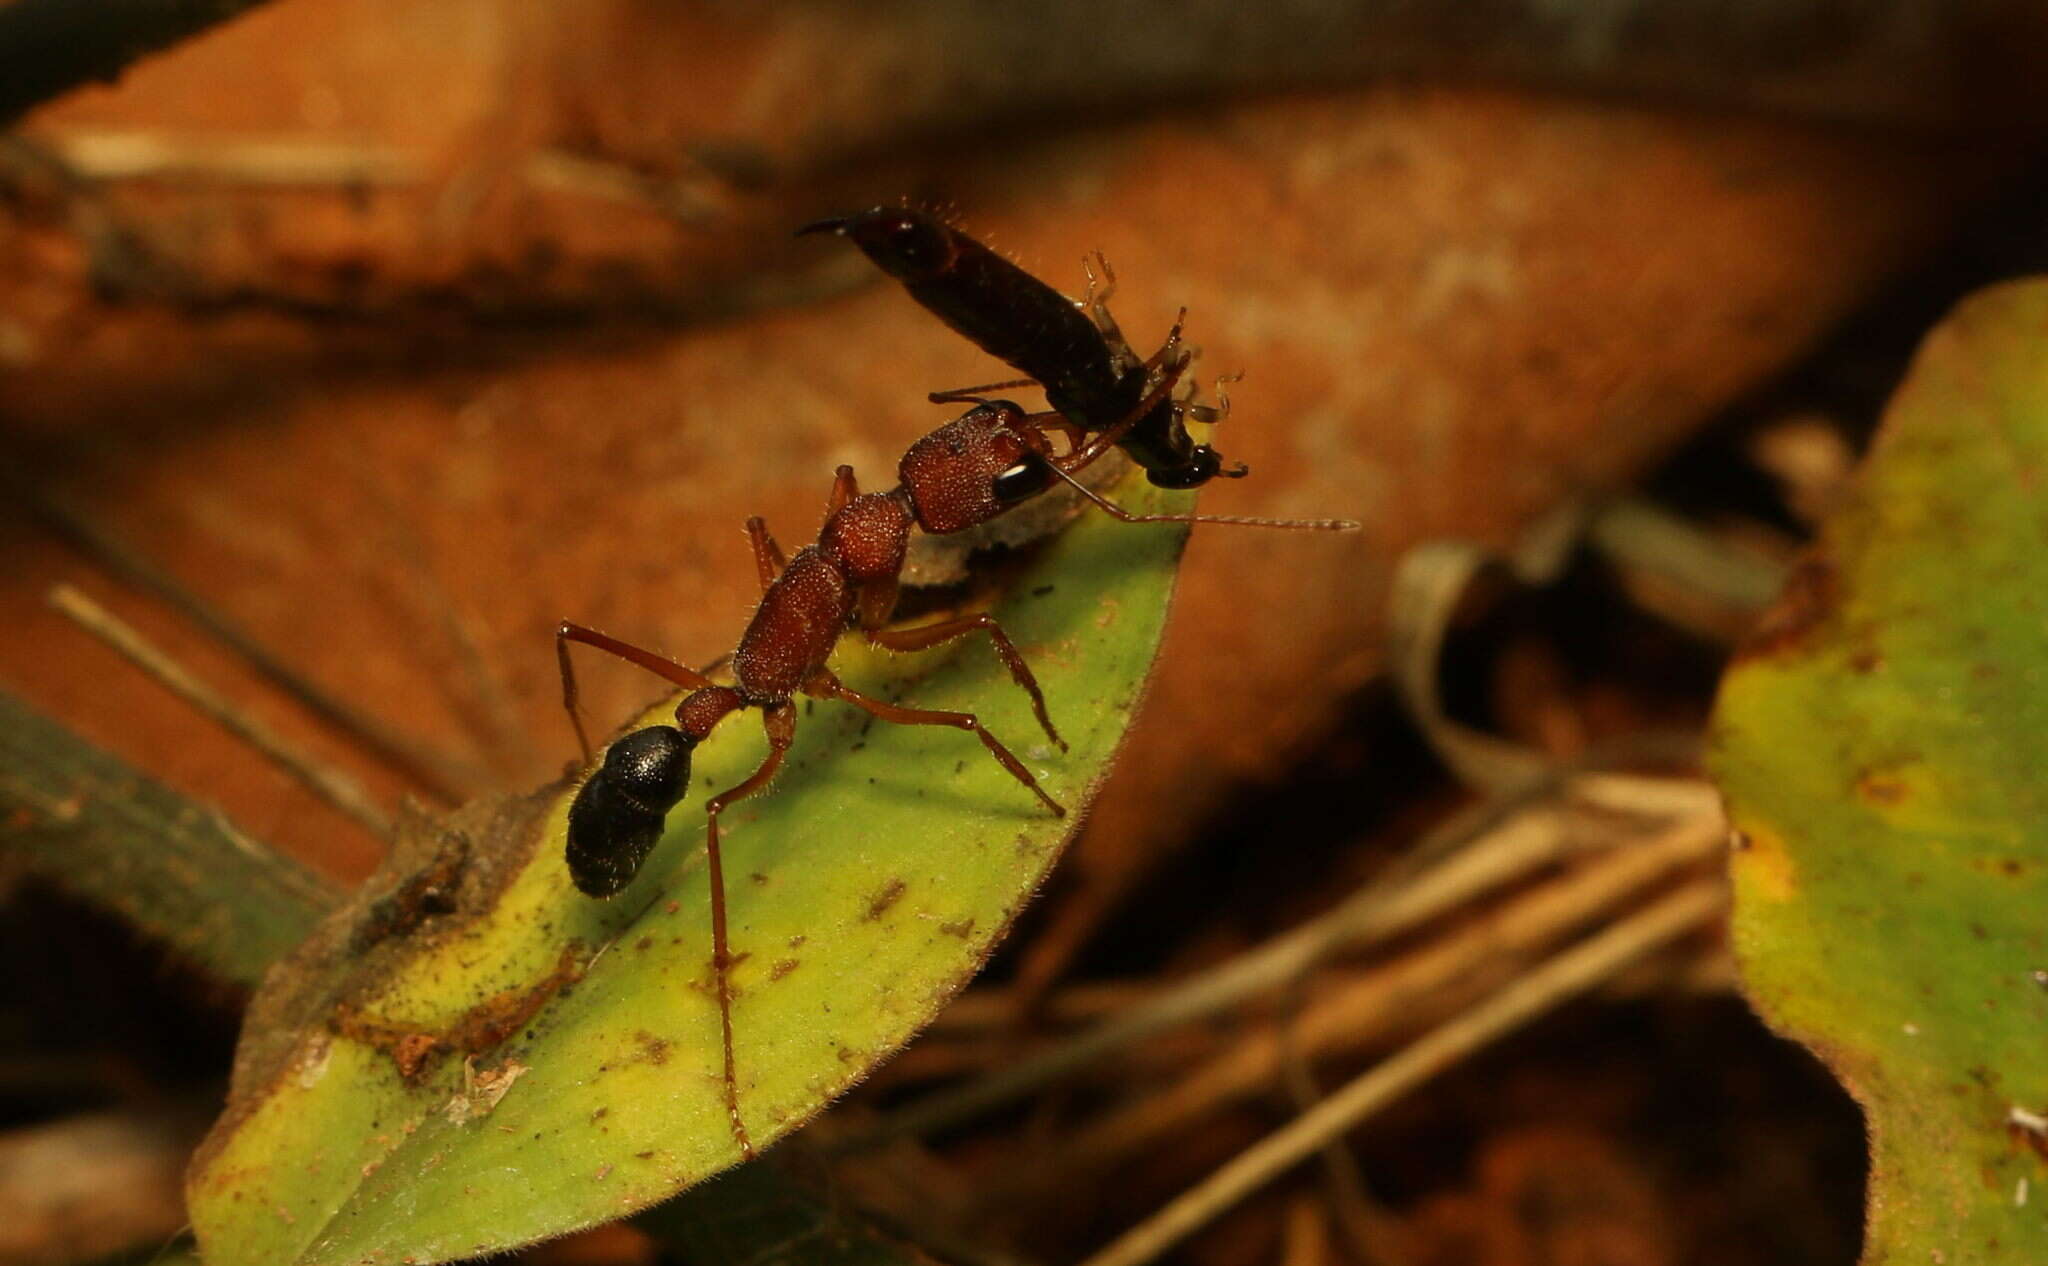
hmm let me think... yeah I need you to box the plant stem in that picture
[0,688,340,989]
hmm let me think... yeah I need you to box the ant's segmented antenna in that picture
[1041,458,1359,532]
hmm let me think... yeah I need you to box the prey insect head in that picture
[1146,445,1250,490]
[799,206,957,281]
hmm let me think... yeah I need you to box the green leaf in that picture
[1710,281,2048,1264]
[187,469,1190,1266]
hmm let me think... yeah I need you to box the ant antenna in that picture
[1042,458,1358,532]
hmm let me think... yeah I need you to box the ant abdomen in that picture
[566,724,696,897]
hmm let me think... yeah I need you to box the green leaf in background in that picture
[1711,280,2048,1264]
[187,470,1190,1266]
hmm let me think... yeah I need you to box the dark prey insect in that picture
[800,205,1244,490]
[556,317,1354,1159]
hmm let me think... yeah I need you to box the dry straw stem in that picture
[1078,881,1728,1266]
[868,794,1576,1141]
[31,493,485,800]
[1015,810,1726,1190]
[48,583,393,839]
[873,774,1710,1142]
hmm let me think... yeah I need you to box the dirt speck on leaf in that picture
[335,943,587,1083]
[1856,771,1910,805]
[864,878,908,921]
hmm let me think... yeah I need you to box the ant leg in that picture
[744,517,786,594]
[700,699,795,1162]
[814,674,1064,817]
[928,378,1039,406]
[866,615,1065,751]
[1018,407,1089,450]
[826,464,860,518]
[1040,459,1357,532]
[556,621,718,762]
[1058,343,1195,471]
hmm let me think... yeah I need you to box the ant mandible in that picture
[801,206,1244,490]
[556,306,1354,1160]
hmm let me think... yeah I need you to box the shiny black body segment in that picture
[566,723,695,897]
[800,207,1235,488]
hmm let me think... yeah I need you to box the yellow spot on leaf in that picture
[1734,822,1798,902]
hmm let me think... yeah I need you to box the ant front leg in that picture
[811,672,1064,817]
[865,615,1065,751]
[826,464,860,516]
[700,699,796,1162]
[556,621,718,763]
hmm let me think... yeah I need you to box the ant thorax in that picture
[818,493,911,584]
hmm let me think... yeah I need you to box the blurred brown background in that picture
[4,2,2046,1263]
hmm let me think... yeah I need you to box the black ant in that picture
[556,313,1354,1160]
[801,206,1244,490]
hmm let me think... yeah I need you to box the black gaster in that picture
[566,725,695,897]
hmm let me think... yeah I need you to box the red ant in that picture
[557,315,1354,1160]
[801,206,1244,490]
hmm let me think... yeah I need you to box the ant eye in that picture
[992,456,1051,505]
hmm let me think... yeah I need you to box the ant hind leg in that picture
[699,699,796,1162]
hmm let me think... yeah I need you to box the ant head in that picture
[799,206,957,280]
[899,401,1054,534]
[1144,445,1249,489]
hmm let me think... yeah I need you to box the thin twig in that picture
[30,491,486,800]
[49,584,393,839]
[1076,882,1726,1266]
[1586,496,1787,617]
[34,130,422,186]
[1021,812,1725,1186]
[1277,988,1401,1266]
